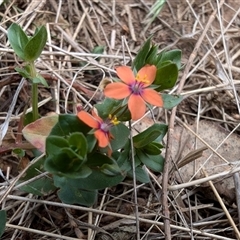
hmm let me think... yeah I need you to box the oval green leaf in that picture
[137,150,164,172]
[154,63,178,91]
[33,74,48,87]
[8,23,28,60]
[143,142,162,155]
[50,114,90,137]
[95,97,122,119]
[45,152,92,179]
[45,135,69,155]
[133,37,151,71]
[54,176,98,206]
[162,93,183,109]
[24,26,47,62]
[159,49,182,70]
[15,66,31,79]
[133,123,167,148]
[110,123,130,151]
[18,156,57,196]
[68,132,88,159]
[127,166,150,183]
[54,169,124,191]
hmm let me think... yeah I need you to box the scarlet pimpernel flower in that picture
[77,110,119,148]
[104,65,163,120]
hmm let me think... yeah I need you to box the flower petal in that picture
[137,65,157,86]
[141,88,163,107]
[128,94,146,120]
[115,66,135,84]
[104,82,131,99]
[91,109,103,123]
[77,111,99,128]
[94,129,109,148]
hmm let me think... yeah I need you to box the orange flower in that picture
[104,65,163,120]
[77,110,118,148]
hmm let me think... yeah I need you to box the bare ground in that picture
[1,0,240,239]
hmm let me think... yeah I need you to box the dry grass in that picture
[1,0,240,239]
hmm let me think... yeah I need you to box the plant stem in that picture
[32,82,38,121]
[29,62,38,121]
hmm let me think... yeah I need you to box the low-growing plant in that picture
[7,24,183,208]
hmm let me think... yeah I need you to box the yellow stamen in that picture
[109,114,120,125]
[135,73,150,84]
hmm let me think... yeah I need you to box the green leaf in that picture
[68,132,88,159]
[50,114,90,137]
[137,150,164,172]
[24,26,47,62]
[54,176,97,206]
[45,152,92,179]
[80,169,124,189]
[58,187,97,206]
[22,115,59,152]
[133,123,167,148]
[23,112,35,126]
[0,210,6,237]
[86,134,97,153]
[87,152,122,176]
[162,93,183,109]
[15,66,31,79]
[92,46,104,54]
[33,74,48,87]
[133,38,151,71]
[91,46,104,61]
[92,45,104,56]
[95,98,122,119]
[18,156,45,180]
[32,77,42,84]
[110,123,129,151]
[46,136,69,155]
[87,152,116,167]
[160,49,182,70]
[157,60,172,68]
[145,45,158,65]
[20,177,56,196]
[54,168,124,191]
[145,0,166,23]
[12,148,25,158]
[100,162,122,176]
[116,141,132,173]
[61,147,84,162]
[8,23,28,60]
[154,63,178,91]
[127,166,150,183]
[81,169,123,189]
[143,142,162,155]
[155,124,168,143]
[45,134,89,174]
[117,109,131,122]
[18,156,56,196]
